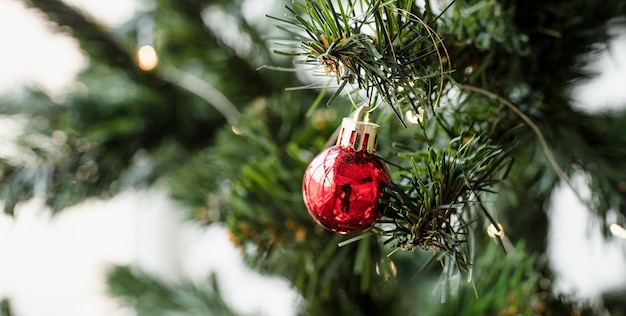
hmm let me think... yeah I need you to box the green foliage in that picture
[0,298,12,316]
[172,93,405,315]
[381,134,510,273]
[447,0,528,52]
[425,241,599,316]
[3,0,292,214]
[426,242,542,316]
[272,0,450,122]
[4,0,626,315]
[107,266,239,316]
[168,91,334,220]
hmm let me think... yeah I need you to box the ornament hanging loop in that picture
[352,105,371,122]
[337,105,380,154]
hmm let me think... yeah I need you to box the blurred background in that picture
[0,0,626,315]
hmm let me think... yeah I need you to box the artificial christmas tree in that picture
[2,0,626,315]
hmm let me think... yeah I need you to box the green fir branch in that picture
[107,266,239,316]
[0,298,12,316]
[380,135,511,274]
[269,0,451,123]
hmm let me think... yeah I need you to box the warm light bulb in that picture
[404,108,423,124]
[487,223,504,238]
[137,45,158,71]
[610,223,626,239]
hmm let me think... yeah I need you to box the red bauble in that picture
[302,146,390,234]
[302,106,390,234]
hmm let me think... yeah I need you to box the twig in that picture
[459,84,598,217]
[162,67,241,125]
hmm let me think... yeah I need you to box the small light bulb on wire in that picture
[137,45,158,71]
[487,223,504,238]
[404,108,424,125]
[610,223,626,239]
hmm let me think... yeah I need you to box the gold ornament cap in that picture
[337,106,379,154]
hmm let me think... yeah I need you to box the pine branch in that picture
[268,0,522,282]
[21,0,175,93]
[107,266,240,316]
[0,298,12,316]
[20,0,227,151]
[9,0,234,212]
[173,94,404,314]
[380,135,511,274]
[270,0,451,123]
[155,0,280,93]
[431,241,599,315]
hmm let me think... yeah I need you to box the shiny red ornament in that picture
[302,107,390,234]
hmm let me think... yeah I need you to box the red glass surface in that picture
[302,145,390,234]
